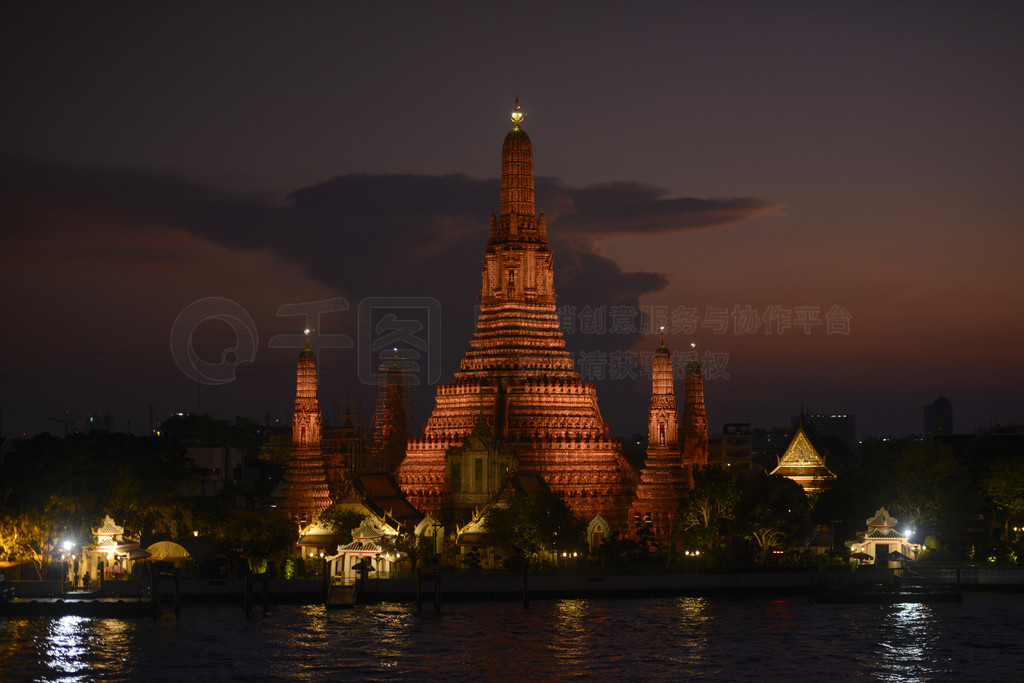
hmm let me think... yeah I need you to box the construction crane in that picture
[45,411,74,437]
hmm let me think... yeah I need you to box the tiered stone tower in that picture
[681,345,709,469]
[367,351,410,475]
[628,330,689,547]
[278,332,332,525]
[397,100,637,530]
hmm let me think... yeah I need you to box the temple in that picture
[846,507,918,567]
[277,332,333,525]
[681,344,709,470]
[770,414,835,496]
[367,351,410,476]
[628,330,690,547]
[397,100,637,535]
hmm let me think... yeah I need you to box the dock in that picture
[326,583,356,608]
[1,596,160,618]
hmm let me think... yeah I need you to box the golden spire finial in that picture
[511,97,524,127]
[304,328,313,346]
[659,325,666,347]
[690,341,698,359]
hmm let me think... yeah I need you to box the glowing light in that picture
[63,540,73,551]
[304,328,311,335]
[511,97,524,126]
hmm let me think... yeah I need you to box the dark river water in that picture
[2,593,1023,681]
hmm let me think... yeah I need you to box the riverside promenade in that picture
[8,567,874,604]
[9,565,1018,607]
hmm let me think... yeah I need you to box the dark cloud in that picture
[552,182,783,242]
[1,154,779,315]
[0,155,780,434]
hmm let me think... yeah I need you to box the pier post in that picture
[173,569,180,619]
[261,572,269,617]
[244,570,252,617]
[523,561,529,610]
[322,557,329,603]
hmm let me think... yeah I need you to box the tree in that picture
[736,474,810,565]
[484,489,585,565]
[984,457,1024,532]
[676,465,739,561]
[882,442,972,539]
[223,511,298,574]
[0,510,56,579]
[395,531,435,571]
[315,504,367,545]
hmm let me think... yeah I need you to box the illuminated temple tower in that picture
[278,332,332,525]
[681,344,709,469]
[397,100,637,532]
[628,330,689,547]
[367,351,410,475]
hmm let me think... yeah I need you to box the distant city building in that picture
[751,426,791,471]
[708,423,754,472]
[185,445,244,497]
[924,396,953,440]
[85,412,115,433]
[793,412,857,457]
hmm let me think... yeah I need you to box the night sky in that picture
[2,2,1022,441]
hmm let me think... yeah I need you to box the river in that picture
[2,593,1022,681]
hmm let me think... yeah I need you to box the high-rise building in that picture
[793,412,857,457]
[629,331,689,547]
[924,396,953,440]
[277,334,332,526]
[708,423,754,472]
[751,426,792,471]
[397,100,637,535]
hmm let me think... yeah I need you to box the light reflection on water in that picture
[668,597,712,669]
[552,598,592,667]
[3,594,1024,681]
[879,603,935,682]
[45,615,89,681]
